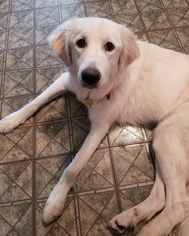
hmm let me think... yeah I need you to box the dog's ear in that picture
[119,26,140,69]
[48,19,74,67]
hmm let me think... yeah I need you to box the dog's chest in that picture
[115,95,158,127]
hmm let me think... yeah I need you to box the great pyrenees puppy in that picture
[1,17,189,236]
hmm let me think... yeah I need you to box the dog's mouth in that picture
[81,82,98,89]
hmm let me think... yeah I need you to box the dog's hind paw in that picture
[0,112,26,133]
[108,207,146,234]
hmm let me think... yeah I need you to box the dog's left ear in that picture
[48,19,75,67]
[119,25,140,68]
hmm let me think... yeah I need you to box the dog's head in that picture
[48,17,139,90]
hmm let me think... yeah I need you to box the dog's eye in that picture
[76,39,86,48]
[105,42,115,52]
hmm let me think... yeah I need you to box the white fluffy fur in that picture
[1,17,189,235]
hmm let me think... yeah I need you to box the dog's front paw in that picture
[42,185,68,226]
[0,112,26,133]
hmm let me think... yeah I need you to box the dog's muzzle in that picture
[81,68,101,88]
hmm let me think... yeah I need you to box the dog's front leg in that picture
[42,120,110,225]
[0,72,69,133]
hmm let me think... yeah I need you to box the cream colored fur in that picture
[1,17,189,236]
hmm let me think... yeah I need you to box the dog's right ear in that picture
[48,19,74,67]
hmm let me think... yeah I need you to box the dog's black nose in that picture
[81,68,101,87]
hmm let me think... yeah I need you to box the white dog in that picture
[1,17,189,236]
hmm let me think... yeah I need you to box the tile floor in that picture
[0,0,189,235]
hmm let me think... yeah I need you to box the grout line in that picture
[74,190,82,236]
[32,0,37,235]
[83,0,88,17]
[108,147,122,213]
[58,0,62,23]
[67,94,74,152]
[159,0,186,52]
[109,1,116,21]
[0,0,11,105]
[133,0,151,41]
[66,93,82,234]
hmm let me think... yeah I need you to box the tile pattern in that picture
[0,0,188,235]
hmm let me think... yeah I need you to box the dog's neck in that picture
[85,92,110,108]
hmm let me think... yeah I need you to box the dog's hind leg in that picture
[109,106,189,235]
[137,109,189,236]
[0,72,69,133]
[108,170,165,234]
